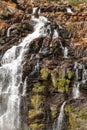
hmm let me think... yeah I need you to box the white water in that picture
[33,7,38,14]
[73,82,80,99]
[7,24,16,37]
[53,102,66,130]
[73,62,87,99]
[0,9,50,130]
[53,29,59,39]
[35,60,40,72]
[60,42,68,58]
[73,62,82,99]
[33,7,41,15]
[64,47,68,58]
[66,8,73,13]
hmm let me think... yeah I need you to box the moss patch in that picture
[40,68,49,80]
[33,83,46,93]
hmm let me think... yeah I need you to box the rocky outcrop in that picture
[65,98,87,130]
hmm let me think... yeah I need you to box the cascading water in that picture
[64,47,68,58]
[82,68,87,83]
[53,102,66,130]
[60,42,68,58]
[7,24,16,37]
[72,62,82,99]
[73,82,80,99]
[72,62,87,99]
[66,8,73,13]
[0,8,51,130]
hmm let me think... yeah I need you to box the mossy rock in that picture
[65,104,72,114]
[30,123,44,130]
[28,109,44,120]
[65,104,76,130]
[50,107,58,120]
[58,78,70,93]
[31,95,45,109]
[80,112,87,120]
[33,83,46,93]
[65,103,87,130]
[40,68,49,80]
[67,70,73,80]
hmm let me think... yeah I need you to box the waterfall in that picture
[72,62,87,99]
[66,8,73,13]
[0,8,50,130]
[60,42,68,58]
[53,102,66,130]
[53,29,59,39]
[7,24,16,37]
[72,62,82,99]
[64,47,68,58]
[82,69,87,83]
[33,7,41,15]
[57,102,66,130]
[34,59,40,72]
[73,82,80,99]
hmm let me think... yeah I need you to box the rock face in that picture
[0,0,87,130]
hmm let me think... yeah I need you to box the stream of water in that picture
[0,8,51,130]
[53,102,66,130]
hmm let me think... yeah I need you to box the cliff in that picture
[0,0,87,130]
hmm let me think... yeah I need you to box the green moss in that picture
[68,70,73,79]
[30,123,44,130]
[80,112,87,120]
[60,78,66,87]
[28,108,44,119]
[65,85,69,92]
[69,114,76,130]
[65,104,76,130]
[65,104,72,113]
[58,78,70,93]
[50,107,58,119]
[28,110,37,119]
[33,83,45,93]
[40,68,49,80]
[31,95,45,109]
[65,104,87,130]
[53,78,59,87]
